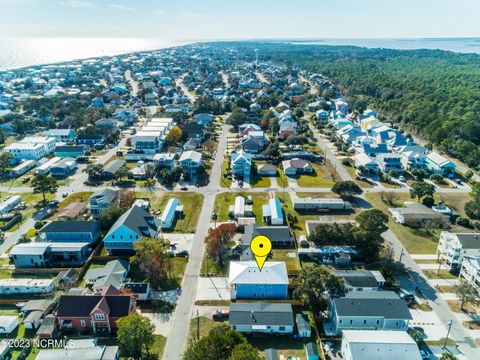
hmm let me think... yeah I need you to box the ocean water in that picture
[0,37,193,71]
[287,38,480,54]
[1,37,479,72]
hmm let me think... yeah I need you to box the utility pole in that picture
[196,309,200,341]
[399,247,404,264]
[443,321,453,349]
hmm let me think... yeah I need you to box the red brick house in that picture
[56,295,135,333]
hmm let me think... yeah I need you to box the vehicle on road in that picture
[399,175,406,182]
[180,186,188,191]
[62,192,68,198]
[22,176,30,183]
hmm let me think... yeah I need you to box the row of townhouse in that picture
[326,106,456,178]
[436,231,480,291]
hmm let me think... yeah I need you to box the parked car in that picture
[180,186,188,191]
[62,192,68,198]
[176,250,189,258]
[22,176,30,183]
[211,309,229,321]
[399,175,406,182]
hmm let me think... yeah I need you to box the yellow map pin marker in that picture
[250,235,272,271]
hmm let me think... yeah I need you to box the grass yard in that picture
[344,165,375,188]
[270,249,301,276]
[248,336,310,360]
[411,302,433,312]
[446,300,480,314]
[297,163,335,188]
[200,256,228,277]
[188,316,225,343]
[220,161,232,188]
[365,193,441,254]
[250,173,271,188]
[0,192,56,232]
[58,191,93,209]
[423,269,458,280]
[128,257,187,291]
[137,191,204,233]
[214,192,270,223]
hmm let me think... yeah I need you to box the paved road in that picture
[162,125,230,360]
[175,74,196,103]
[308,123,352,182]
[384,230,480,359]
[125,70,139,97]
[0,138,126,255]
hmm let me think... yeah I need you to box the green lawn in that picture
[271,249,301,276]
[220,161,232,188]
[58,191,93,209]
[214,192,270,223]
[297,163,335,188]
[250,174,271,188]
[137,192,204,233]
[366,193,441,254]
[188,316,225,343]
[344,165,374,188]
[201,256,228,277]
[128,257,187,291]
[0,192,56,232]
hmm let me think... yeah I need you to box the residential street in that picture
[383,229,480,360]
[162,125,230,359]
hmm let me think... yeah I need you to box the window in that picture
[349,320,353,324]
[363,320,367,324]
[94,313,105,321]
[279,326,285,331]
[339,319,342,324]
[80,320,86,327]
[376,320,380,325]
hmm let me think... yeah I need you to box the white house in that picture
[5,136,55,161]
[341,330,422,360]
[460,256,480,291]
[437,231,480,271]
[0,278,55,295]
[179,150,202,177]
[0,316,19,334]
[160,198,182,229]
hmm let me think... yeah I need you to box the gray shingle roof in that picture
[455,233,480,249]
[333,291,412,320]
[102,159,126,174]
[295,313,311,332]
[229,302,294,327]
[104,205,160,239]
[241,225,293,247]
[40,221,99,234]
[332,270,379,288]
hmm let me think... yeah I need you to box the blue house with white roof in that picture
[426,152,456,178]
[228,261,289,299]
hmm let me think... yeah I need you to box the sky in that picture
[0,0,479,39]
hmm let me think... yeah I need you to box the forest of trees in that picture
[214,42,480,169]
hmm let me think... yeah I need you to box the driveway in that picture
[195,277,230,301]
